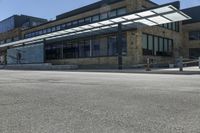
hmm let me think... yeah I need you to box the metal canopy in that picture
[0,2,191,48]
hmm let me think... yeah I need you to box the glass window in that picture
[168,40,173,53]
[108,35,117,56]
[109,10,117,18]
[67,22,72,27]
[164,38,168,52]
[6,39,12,43]
[31,32,35,37]
[159,38,164,52]
[39,30,43,35]
[117,8,127,16]
[0,40,5,44]
[163,24,168,28]
[168,23,172,30]
[56,25,61,31]
[175,22,180,32]
[92,38,100,57]
[47,28,51,33]
[63,40,79,59]
[78,19,85,25]
[43,29,47,34]
[13,37,19,41]
[100,13,108,20]
[35,31,39,36]
[142,34,148,49]
[172,23,176,31]
[148,35,153,50]
[45,42,63,60]
[72,21,78,26]
[79,40,90,58]
[85,17,91,23]
[61,24,66,29]
[99,37,108,56]
[92,15,99,22]
[154,36,159,55]
[52,27,56,32]
[84,39,91,57]
[189,31,200,40]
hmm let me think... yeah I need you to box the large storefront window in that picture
[142,33,173,57]
[46,42,63,60]
[45,33,127,60]
[92,38,100,57]
[63,41,79,58]
[108,36,117,56]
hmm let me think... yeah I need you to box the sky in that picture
[0,0,199,21]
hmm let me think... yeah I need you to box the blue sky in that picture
[0,0,199,21]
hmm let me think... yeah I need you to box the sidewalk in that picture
[75,67,200,75]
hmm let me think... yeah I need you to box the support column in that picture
[117,23,123,70]
[43,39,46,63]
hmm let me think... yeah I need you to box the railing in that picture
[178,57,200,72]
[145,57,200,71]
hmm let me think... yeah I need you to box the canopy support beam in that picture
[117,23,123,70]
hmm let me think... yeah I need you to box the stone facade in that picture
[182,22,200,58]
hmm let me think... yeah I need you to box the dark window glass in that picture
[85,17,91,23]
[99,37,108,56]
[61,24,66,29]
[79,40,90,58]
[168,23,172,30]
[117,8,127,15]
[52,27,56,32]
[47,28,51,33]
[142,34,148,49]
[63,40,79,59]
[175,22,180,32]
[148,35,153,51]
[43,29,47,34]
[56,25,61,31]
[72,21,78,26]
[92,15,99,22]
[78,19,85,25]
[92,38,100,57]
[172,23,176,31]
[67,22,72,27]
[189,48,200,59]
[108,36,117,56]
[45,43,63,60]
[189,31,200,40]
[168,40,173,53]
[164,38,168,52]
[154,36,159,55]
[39,30,43,35]
[159,37,164,52]
[35,31,39,36]
[100,13,108,20]
[109,10,117,18]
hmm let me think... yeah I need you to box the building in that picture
[0,0,192,68]
[0,15,47,33]
[182,6,200,59]
[0,15,47,64]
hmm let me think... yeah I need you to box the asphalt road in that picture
[0,70,200,133]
